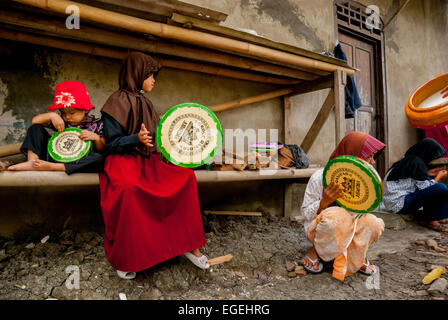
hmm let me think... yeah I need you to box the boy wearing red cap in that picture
[8,81,105,174]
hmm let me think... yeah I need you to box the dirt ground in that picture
[0,213,447,300]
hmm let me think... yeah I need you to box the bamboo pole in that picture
[0,10,318,81]
[203,210,262,217]
[11,0,356,76]
[0,29,299,85]
[209,88,293,112]
[0,143,21,157]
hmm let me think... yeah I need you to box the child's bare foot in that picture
[32,159,65,171]
[7,160,36,171]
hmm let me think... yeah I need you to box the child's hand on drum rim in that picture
[50,112,65,133]
[321,181,344,208]
[138,124,154,147]
[79,130,100,142]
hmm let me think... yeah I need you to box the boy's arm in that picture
[31,112,53,126]
[32,112,65,132]
[79,130,106,152]
[94,136,106,152]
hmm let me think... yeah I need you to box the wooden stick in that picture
[0,29,297,84]
[0,10,316,81]
[208,254,233,266]
[11,0,356,76]
[382,0,411,31]
[0,143,21,158]
[203,210,262,217]
[283,95,293,144]
[300,89,335,153]
[334,70,347,145]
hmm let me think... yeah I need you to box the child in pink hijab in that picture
[301,131,386,280]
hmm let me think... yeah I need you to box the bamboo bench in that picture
[0,167,320,186]
[0,167,320,219]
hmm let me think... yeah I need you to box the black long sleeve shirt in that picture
[101,112,140,156]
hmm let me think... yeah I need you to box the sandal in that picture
[302,255,323,274]
[358,259,377,275]
[116,270,136,280]
[183,252,210,269]
[418,221,448,233]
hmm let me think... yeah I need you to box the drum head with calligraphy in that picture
[47,128,91,163]
[323,156,383,213]
[156,103,222,168]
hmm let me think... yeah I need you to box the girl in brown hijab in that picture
[100,52,208,280]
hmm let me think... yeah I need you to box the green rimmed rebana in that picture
[47,127,92,163]
[156,102,223,168]
[323,155,383,213]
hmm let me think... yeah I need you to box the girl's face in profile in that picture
[142,74,155,93]
[60,108,88,125]
[365,155,375,166]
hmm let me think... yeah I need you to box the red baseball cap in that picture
[48,80,95,111]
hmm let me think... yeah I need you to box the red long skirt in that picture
[99,153,206,272]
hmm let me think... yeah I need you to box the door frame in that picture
[333,0,389,177]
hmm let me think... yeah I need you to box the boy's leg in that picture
[64,152,105,175]
[8,124,51,171]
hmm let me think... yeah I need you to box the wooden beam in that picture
[334,70,347,145]
[203,210,262,217]
[283,95,293,144]
[289,74,334,96]
[300,90,335,153]
[0,10,316,81]
[382,0,411,31]
[11,0,356,76]
[209,74,333,113]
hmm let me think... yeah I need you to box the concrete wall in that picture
[185,0,448,165]
[356,0,448,164]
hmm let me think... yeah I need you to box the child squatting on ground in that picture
[300,131,386,281]
[8,81,105,174]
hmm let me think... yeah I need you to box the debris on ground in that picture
[422,268,444,284]
[0,215,445,300]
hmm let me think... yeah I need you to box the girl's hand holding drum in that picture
[322,182,344,208]
[138,123,154,148]
[50,112,65,133]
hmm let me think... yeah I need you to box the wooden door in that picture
[339,32,377,137]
